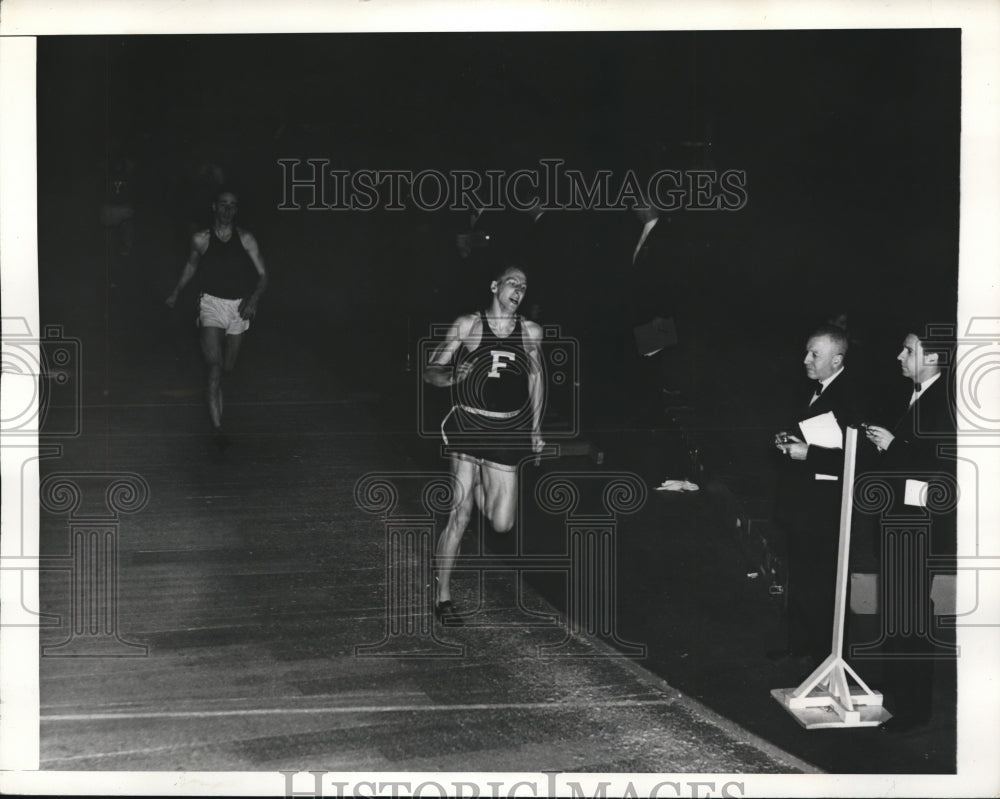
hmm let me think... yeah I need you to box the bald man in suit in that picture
[772,324,867,666]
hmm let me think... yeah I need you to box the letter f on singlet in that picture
[488,350,516,378]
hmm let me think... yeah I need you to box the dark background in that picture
[37,30,959,349]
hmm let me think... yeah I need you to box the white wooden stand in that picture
[771,426,892,729]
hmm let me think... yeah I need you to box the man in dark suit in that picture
[579,203,689,479]
[627,205,676,335]
[772,324,867,666]
[619,204,686,417]
[860,326,956,731]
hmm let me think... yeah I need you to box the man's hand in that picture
[165,291,178,309]
[423,360,470,388]
[786,437,809,460]
[453,361,472,384]
[238,297,258,320]
[865,424,894,453]
[531,430,545,454]
[776,433,807,459]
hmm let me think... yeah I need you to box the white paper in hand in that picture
[904,478,929,507]
[798,411,843,448]
[798,411,843,480]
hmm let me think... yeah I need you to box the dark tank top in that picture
[201,228,256,300]
[108,157,134,205]
[455,312,532,414]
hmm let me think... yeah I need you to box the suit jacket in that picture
[625,216,677,329]
[881,375,956,553]
[884,376,955,466]
[802,370,868,478]
[775,368,867,535]
[851,374,957,568]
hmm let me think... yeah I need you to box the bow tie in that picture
[813,381,824,396]
[912,382,922,393]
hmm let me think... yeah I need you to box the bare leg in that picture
[435,456,478,605]
[200,328,245,439]
[473,463,485,513]
[220,333,244,432]
[480,463,518,533]
[199,326,226,431]
[223,332,243,372]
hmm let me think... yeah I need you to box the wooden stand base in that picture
[771,428,893,731]
[771,653,892,729]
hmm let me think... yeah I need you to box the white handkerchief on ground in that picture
[905,478,929,507]
[656,479,700,492]
[798,411,843,449]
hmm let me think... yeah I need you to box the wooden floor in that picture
[35,306,815,779]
